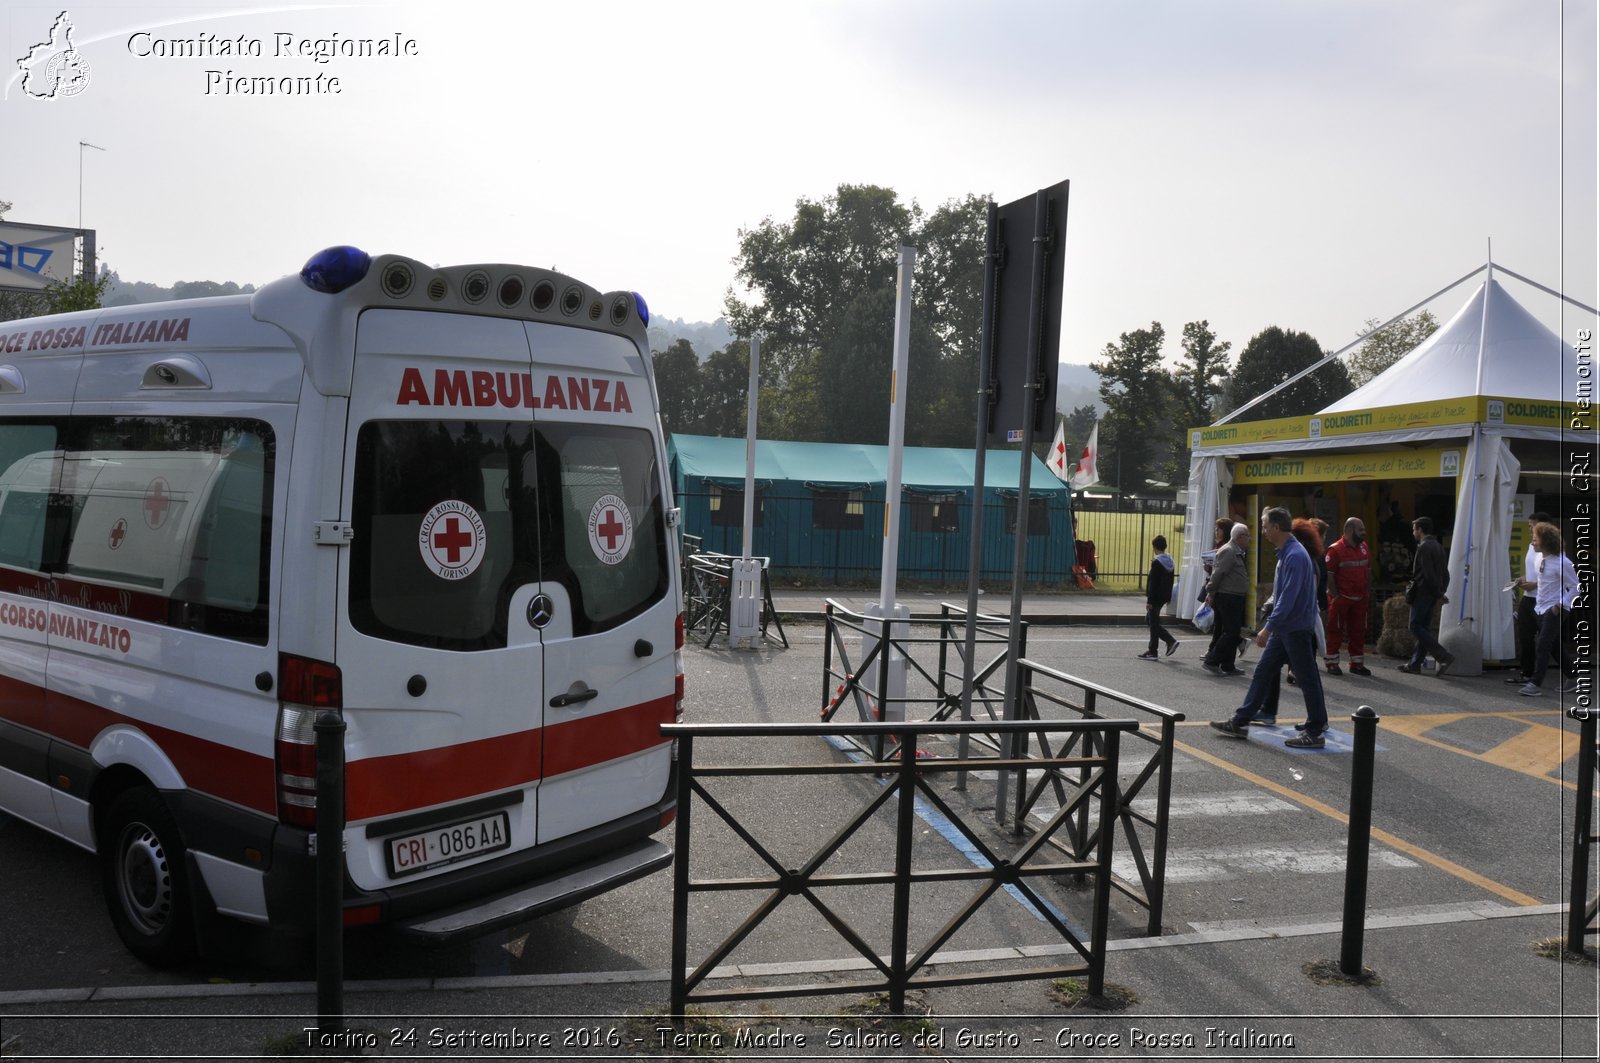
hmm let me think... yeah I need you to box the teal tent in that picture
[667,434,1074,584]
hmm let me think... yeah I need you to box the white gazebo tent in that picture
[1178,264,1594,670]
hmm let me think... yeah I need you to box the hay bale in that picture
[1376,594,1444,662]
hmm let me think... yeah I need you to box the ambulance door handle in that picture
[549,685,599,708]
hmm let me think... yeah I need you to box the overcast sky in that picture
[4,0,1596,365]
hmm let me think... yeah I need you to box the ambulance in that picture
[0,247,684,964]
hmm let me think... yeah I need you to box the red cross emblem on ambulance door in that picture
[432,516,475,563]
[587,494,633,566]
[596,508,625,551]
[143,479,172,529]
[109,519,128,550]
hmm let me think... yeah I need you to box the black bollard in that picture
[1568,710,1596,955]
[315,710,347,1037]
[1340,706,1380,978]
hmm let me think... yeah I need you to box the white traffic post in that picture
[729,334,763,650]
[863,248,915,722]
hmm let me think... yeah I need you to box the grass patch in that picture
[1534,937,1598,964]
[1303,959,1382,986]
[1048,977,1138,1011]
[838,990,936,1039]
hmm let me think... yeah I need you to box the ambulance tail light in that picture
[275,653,343,829]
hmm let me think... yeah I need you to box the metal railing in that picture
[820,599,1021,761]
[1001,659,1184,936]
[1569,709,1599,954]
[664,719,1136,1015]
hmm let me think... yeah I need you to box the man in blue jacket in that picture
[1211,507,1328,749]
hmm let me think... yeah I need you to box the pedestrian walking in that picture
[1202,522,1251,675]
[1138,535,1179,660]
[1399,516,1454,676]
[1324,517,1372,675]
[1507,511,1558,685]
[1518,522,1578,697]
[1210,507,1328,748]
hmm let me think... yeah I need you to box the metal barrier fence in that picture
[664,719,1135,1015]
[817,600,1182,937]
[1569,710,1599,954]
[1008,659,1186,937]
[681,547,789,649]
[819,599,1020,762]
[1068,508,1187,592]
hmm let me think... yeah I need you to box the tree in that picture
[1347,310,1439,387]
[1092,322,1172,495]
[1223,326,1352,422]
[724,185,986,446]
[1171,320,1232,430]
[698,341,753,438]
[652,339,702,438]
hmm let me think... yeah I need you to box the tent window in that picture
[812,488,865,531]
[909,493,961,533]
[1004,496,1051,537]
[709,485,762,529]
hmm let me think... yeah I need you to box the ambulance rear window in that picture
[349,420,667,649]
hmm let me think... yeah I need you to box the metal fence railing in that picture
[664,718,1135,1015]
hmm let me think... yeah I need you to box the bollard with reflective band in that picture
[315,710,347,1035]
[1340,705,1379,978]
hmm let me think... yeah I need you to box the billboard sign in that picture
[0,222,80,293]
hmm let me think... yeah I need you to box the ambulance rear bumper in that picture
[394,837,670,942]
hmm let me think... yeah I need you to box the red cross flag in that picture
[1046,422,1072,483]
[1069,421,1100,491]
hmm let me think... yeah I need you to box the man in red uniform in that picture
[1324,517,1372,675]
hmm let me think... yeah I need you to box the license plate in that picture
[386,811,511,878]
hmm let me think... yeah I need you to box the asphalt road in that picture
[0,621,1594,1060]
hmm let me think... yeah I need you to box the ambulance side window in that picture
[56,417,275,644]
[0,424,59,574]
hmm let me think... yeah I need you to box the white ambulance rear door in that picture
[523,322,676,844]
[339,308,548,892]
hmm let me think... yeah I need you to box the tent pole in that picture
[1455,246,1494,627]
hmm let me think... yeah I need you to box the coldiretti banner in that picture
[1191,396,1576,449]
[1233,446,1463,484]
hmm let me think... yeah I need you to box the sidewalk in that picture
[2,909,1592,1059]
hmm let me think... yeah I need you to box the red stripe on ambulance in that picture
[342,696,673,822]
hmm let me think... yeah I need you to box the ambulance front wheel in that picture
[100,787,197,967]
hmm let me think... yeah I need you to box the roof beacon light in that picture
[632,291,650,327]
[301,246,372,294]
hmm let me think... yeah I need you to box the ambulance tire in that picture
[100,787,197,967]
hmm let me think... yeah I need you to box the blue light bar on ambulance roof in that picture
[301,246,372,293]
[632,291,649,327]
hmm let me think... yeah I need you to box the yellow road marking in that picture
[1174,738,1545,907]
[1373,713,1579,792]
